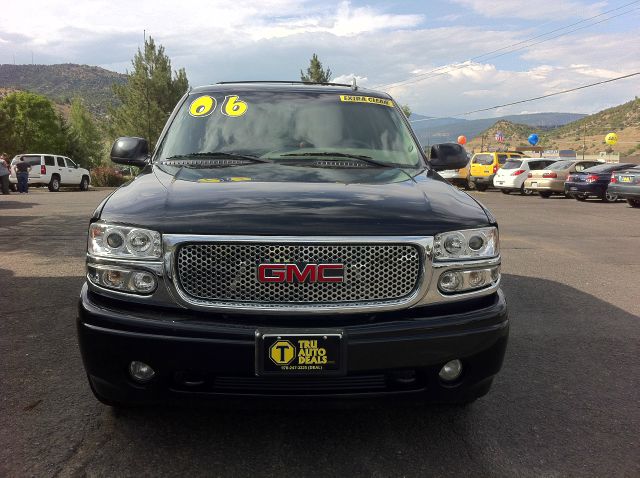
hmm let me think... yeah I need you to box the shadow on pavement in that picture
[1,271,638,477]
[0,200,38,211]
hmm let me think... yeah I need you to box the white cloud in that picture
[0,0,637,118]
[332,73,369,85]
[451,0,606,20]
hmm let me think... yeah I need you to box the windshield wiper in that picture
[163,152,272,163]
[277,152,394,168]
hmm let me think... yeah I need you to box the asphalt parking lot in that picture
[1,188,639,477]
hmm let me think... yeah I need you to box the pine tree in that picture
[66,97,104,168]
[109,37,189,149]
[300,54,332,83]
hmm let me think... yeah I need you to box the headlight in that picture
[433,227,498,261]
[438,266,500,294]
[88,265,158,294]
[88,222,162,259]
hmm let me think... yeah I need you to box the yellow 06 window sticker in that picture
[339,95,394,107]
[189,95,216,117]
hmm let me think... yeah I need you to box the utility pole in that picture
[582,122,586,160]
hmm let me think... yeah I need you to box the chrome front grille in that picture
[175,243,421,305]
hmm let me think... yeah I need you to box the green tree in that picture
[109,36,189,149]
[401,104,412,118]
[300,53,332,83]
[66,97,104,168]
[0,91,65,156]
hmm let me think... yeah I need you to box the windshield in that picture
[155,91,423,168]
[502,160,522,170]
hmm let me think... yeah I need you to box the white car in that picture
[10,154,91,192]
[493,157,557,195]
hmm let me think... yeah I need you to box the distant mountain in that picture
[465,98,640,157]
[0,64,126,116]
[410,112,586,144]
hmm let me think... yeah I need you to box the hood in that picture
[98,162,491,236]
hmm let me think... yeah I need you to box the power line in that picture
[409,71,640,122]
[376,1,640,90]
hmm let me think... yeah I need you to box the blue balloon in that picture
[528,134,539,146]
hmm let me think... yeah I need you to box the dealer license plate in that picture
[255,330,345,376]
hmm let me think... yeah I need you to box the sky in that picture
[1,0,639,119]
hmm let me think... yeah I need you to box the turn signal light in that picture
[542,172,557,178]
[610,173,617,183]
[527,172,532,178]
[512,169,526,176]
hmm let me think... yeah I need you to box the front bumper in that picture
[78,284,509,405]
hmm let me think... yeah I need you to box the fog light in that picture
[439,359,462,382]
[468,270,486,288]
[439,271,463,292]
[131,271,157,293]
[103,269,125,288]
[129,361,155,382]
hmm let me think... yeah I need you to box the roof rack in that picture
[216,80,353,87]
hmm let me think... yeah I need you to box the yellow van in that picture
[470,151,525,191]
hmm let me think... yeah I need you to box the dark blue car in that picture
[565,163,636,202]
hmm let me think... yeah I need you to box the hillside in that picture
[466,98,640,156]
[411,112,585,145]
[0,64,126,116]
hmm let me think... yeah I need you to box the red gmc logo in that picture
[257,264,344,283]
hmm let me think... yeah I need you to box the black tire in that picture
[602,192,618,203]
[48,175,60,192]
[501,189,510,195]
[575,194,588,201]
[538,191,552,198]
[475,184,488,192]
[627,198,640,208]
[521,185,534,196]
[79,176,89,191]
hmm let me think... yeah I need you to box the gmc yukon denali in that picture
[78,82,508,407]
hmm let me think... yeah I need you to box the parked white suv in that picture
[493,157,557,195]
[10,154,91,192]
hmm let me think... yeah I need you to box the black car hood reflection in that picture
[98,162,491,235]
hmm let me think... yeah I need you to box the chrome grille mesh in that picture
[176,243,421,305]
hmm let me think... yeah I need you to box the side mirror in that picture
[428,143,468,171]
[110,137,149,168]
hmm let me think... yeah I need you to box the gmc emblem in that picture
[257,263,344,283]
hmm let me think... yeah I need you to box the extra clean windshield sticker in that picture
[339,95,394,107]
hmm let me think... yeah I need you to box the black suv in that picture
[78,82,508,406]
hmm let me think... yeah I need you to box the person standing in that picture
[14,156,31,194]
[0,153,10,195]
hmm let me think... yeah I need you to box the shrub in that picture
[90,167,128,187]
